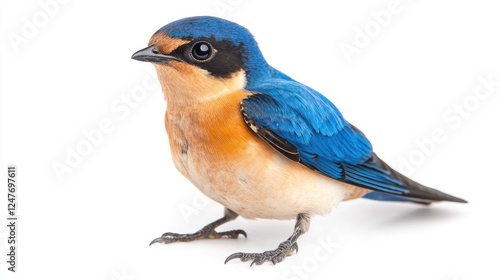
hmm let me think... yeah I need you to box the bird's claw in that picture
[224,240,299,266]
[149,233,184,246]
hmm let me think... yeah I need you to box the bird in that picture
[131,16,467,266]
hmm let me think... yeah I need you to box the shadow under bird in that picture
[131,16,467,266]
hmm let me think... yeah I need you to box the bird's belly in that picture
[171,133,350,220]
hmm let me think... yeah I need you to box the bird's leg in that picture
[149,208,246,245]
[225,213,311,266]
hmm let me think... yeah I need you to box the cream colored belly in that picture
[170,134,353,220]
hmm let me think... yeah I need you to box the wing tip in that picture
[413,194,468,204]
[442,196,468,204]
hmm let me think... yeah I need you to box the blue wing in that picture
[241,76,466,203]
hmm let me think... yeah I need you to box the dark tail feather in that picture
[372,153,467,203]
[362,191,432,205]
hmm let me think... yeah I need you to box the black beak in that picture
[131,44,183,64]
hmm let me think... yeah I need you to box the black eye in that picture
[191,41,214,62]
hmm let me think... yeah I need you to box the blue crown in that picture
[155,16,274,87]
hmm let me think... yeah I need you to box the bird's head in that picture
[132,16,270,107]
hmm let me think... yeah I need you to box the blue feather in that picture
[242,74,412,195]
[362,192,421,203]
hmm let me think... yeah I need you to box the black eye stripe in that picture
[169,38,244,78]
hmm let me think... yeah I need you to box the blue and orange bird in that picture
[132,16,466,265]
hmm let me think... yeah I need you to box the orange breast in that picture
[191,90,260,159]
[164,89,272,174]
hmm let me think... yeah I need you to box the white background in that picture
[1,1,500,280]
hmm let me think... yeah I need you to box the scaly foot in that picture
[225,239,298,266]
[150,227,246,245]
[225,213,310,266]
[149,208,246,245]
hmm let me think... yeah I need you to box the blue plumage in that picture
[242,75,411,195]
